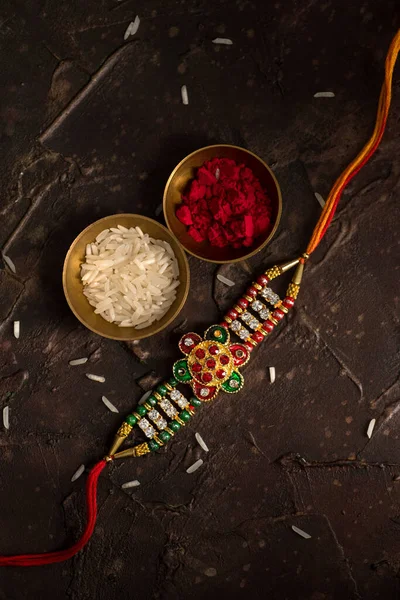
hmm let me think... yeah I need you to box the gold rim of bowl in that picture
[163,144,282,264]
[62,214,190,340]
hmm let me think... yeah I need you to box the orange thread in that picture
[306,30,400,256]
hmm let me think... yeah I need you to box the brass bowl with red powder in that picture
[163,144,282,263]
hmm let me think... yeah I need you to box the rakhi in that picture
[1,30,399,568]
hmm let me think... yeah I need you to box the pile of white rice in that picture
[81,225,180,329]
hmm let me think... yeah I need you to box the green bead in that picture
[148,395,157,406]
[125,414,137,426]
[168,377,178,387]
[190,397,202,407]
[169,420,181,432]
[157,384,168,396]
[159,430,171,443]
[136,405,147,417]
[148,439,160,452]
[180,410,191,422]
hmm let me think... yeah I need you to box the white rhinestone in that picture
[231,320,241,332]
[160,399,178,418]
[259,309,270,319]
[148,410,168,430]
[238,327,250,340]
[261,287,280,304]
[138,418,156,438]
[170,389,181,400]
[176,397,189,408]
[184,338,193,346]
[252,300,262,311]
[230,379,239,388]
[200,388,209,398]
[249,318,260,330]
[241,312,251,323]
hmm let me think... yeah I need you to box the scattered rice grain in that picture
[212,37,233,45]
[181,85,189,105]
[367,418,376,439]
[121,480,141,489]
[102,396,119,413]
[291,525,311,539]
[314,192,325,207]
[86,373,106,383]
[71,464,85,482]
[313,91,335,98]
[13,321,20,339]
[186,459,204,473]
[69,357,88,366]
[138,390,153,405]
[2,253,16,273]
[3,406,10,430]
[269,366,276,383]
[124,15,140,40]
[217,273,235,287]
[195,432,209,452]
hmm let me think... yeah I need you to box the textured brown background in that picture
[0,1,399,599]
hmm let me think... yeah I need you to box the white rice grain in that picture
[13,321,20,339]
[269,366,276,383]
[69,357,88,366]
[71,464,85,482]
[121,480,141,489]
[367,418,376,439]
[86,373,106,383]
[195,432,209,452]
[102,395,119,413]
[292,525,311,539]
[2,253,16,273]
[314,192,326,207]
[124,15,140,40]
[186,459,204,474]
[217,273,235,287]
[212,38,233,45]
[313,91,335,98]
[3,406,10,430]
[181,85,189,105]
[81,226,180,330]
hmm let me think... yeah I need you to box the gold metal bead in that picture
[264,265,281,279]
[225,316,233,324]
[233,304,243,314]
[280,258,300,273]
[269,316,279,326]
[153,392,162,401]
[143,402,152,411]
[117,422,133,437]
[292,262,304,286]
[253,282,262,291]
[153,434,164,446]
[280,305,289,314]
[175,416,185,426]
[133,412,141,421]
[135,443,150,457]
[243,294,253,302]
[247,337,258,346]
[112,447,136,460]
[188,407,195,416]
[165,383,173,391]
[165,427,174,436]
[287,283,300,299]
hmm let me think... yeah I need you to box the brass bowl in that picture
[63,214,190,340]
[163,144,282,263]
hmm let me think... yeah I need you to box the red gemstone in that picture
[220,321,229,329]
[220,354,229,365]
[273,309,285,321]
[283,297,295,308]
[189,404,195,411]
[192,362,202,373]
[252,331,264,343]
[262,320,274,332]
[257,274,269,286]
[237,298,249,309]
[202,372,212,383]
[216,368,226,379]
[227,308,238,320]
[195,348,206,359]
[244,341,254,352]
[247,286,258,297]
[209,344,219,355]
[206,358,216,369]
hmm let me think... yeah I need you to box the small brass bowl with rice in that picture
[63,214,190,340]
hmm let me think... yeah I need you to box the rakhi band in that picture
[0,29,399,568]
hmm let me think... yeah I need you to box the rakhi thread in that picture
[0,29,399,568]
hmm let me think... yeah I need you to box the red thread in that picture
[0,460,107,567]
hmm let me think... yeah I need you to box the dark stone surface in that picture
[0,1,399,598]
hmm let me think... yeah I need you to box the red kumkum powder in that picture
[176,157,272,249]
